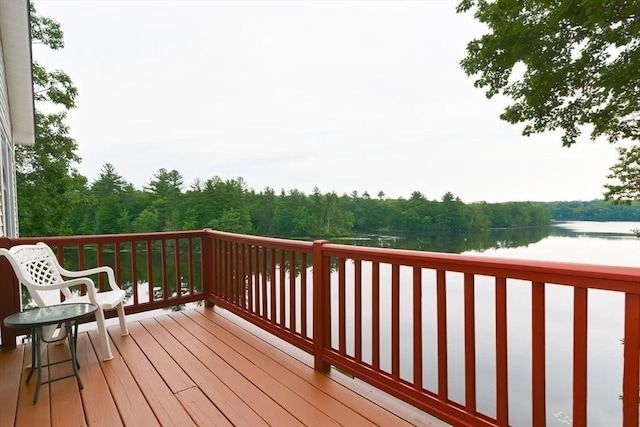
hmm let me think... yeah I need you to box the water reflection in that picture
[334,226,552,254]
[334,221,640,256]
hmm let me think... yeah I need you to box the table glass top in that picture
[3,303,98,328]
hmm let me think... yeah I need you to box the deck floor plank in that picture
[1,307,440,427]
[126,322,196,393]
[75,334,123,427]
[142,316,269,427]
[106,328,197,427]
[48,341,86,427]
[174,311,344,426]
[168,313,306,427]
[0,343,23,427]
[87,330,160,427]
[14,345,50,427]
[176,386,234,427]
[183,309,382,427]
[197,307,419,426]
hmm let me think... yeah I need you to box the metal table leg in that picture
[24,327,43,404]
[64,321,83,389]
[24,322,84,404]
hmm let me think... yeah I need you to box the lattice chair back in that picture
[5,244,72,307]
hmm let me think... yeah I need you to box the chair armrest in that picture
[59,265,121,291]
[28,277,99,299]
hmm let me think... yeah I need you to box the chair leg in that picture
[117,303,129,336]
[94,309,114,361]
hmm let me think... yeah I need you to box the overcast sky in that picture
[32,0,620,203]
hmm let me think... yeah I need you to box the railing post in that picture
[622,293,640,427]
[202,230,215,308]
[0,237,21,349]
[313,239,330,373]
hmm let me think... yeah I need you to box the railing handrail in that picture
[203,229,313,251]
[321,242,640,291]
[11,230,209,244]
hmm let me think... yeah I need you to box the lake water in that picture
[337,221,639,427]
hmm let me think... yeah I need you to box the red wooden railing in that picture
[206,230,314,354]
[0,231,207,347]
[1,230,639,427]
[314,243,640,427]
[204,230,640,427]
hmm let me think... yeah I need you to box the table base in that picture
[26,320,83,404]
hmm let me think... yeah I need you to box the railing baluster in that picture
[202,235,213,305]
[355,259,363,363]
[236,243,242,307]
[437,269,448,400]
[211,239,217,297]
[261,247,268,320]
[251,246,264,317]
[289,251,296,333]
[79,243,86,296]
[233,242,238,303]
[187,238,194,294]
[623,293,640,427]
[146,240,153,302]
[247,244,253,313]
[413,267,422,390]
[131,241,139,306]
[464,273,476,413]
[313,240,330,373]
[279,249,286,328]
[572,287,587,427]
[228,241,234,302]
[223,241,228,301]
[78,243,85,270]
[301,253,308,338]
[237,242,242,305]
[97,242,105,292]
[115,242,122,289]
[392,264,400,379]
[270,248,276,325]
[339,258,346,355]
[372,261,380,371]
[218,240,224,300]
[175,238,181,298]
[495,277,509,426]
[232,242,238,304]
[532,281,546,427]
[161,239,168,300]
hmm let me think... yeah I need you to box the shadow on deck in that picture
[0,307,441,427]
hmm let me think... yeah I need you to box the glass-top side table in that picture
[3,303,98,404]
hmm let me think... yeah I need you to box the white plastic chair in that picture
[0,242,128,361]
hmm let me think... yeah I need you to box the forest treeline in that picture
[535,200,640,222]
[21,164,555,238]
[21,164,639,239]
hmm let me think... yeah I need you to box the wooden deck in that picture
[0,307,440,427]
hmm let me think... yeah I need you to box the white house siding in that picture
[0,45,18,236]
[0,39,10,237]
[0,0,34,238]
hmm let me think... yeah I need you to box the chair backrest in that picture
[0,242,71,307]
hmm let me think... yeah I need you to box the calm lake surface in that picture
[335,221,639,427]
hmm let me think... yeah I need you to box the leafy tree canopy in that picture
[457,0,640,201]
[17,3,84,236]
